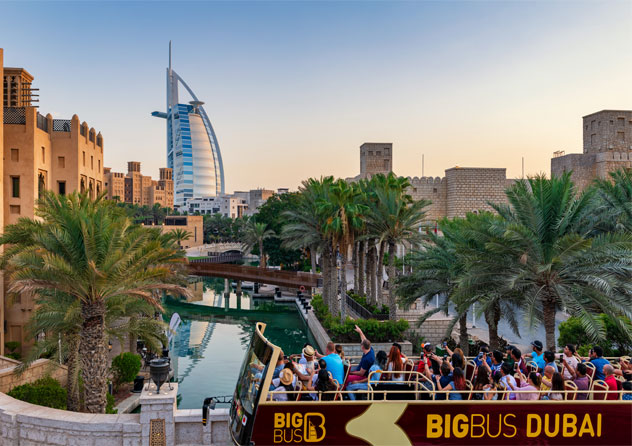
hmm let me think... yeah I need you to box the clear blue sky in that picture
[2,1,631,192]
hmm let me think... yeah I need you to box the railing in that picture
[188,262,322,288]
[3,107,25,124]
[345,293,389,320]
[53,119,71,132]
[36,113,48,132]
[190,253,243,263]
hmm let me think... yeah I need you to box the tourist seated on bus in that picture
[604,364,620,400]
[622,373,632,401]
[298,345,317,372]
[443,345,464,370]
[432,361,454,400]
[620,356,632,374]
[437,367,467,400]
[511,348,528,375]
[543,351,558,372]
[587,346,610,381]
[314,369,338,401]
[474,345,492,368]
[483,372,503,400]
[499,363,517,399]
[546,372,565,400]
[347,350,387,401]
[417,343,440,375]
[272,351,287,380]
[347,325,375,385]
[322,342,344,386]
[539,365,555,394]
[472,367,491,400]
[527,340,545,371]
[504,345,516,370]
[271,369,300,401]
[507,371,541,401]
[392,342,408,363]
[335,344,345,361]
[560,344,579,379]
[480,350,503,375]
[386,345,405,383]
[564,362,590,400]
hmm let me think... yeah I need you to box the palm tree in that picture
[489,173,632,350]
[366,184,429,319]
[242,220,275,268]
[0,192,190,413]
[592,168,632,233]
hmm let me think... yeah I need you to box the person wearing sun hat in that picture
[299,344,316,373]
[271,368,299,401]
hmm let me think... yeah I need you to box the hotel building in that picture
[104,162,174,208]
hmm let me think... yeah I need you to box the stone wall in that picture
[407,177,447,222]
[583,110,632,154]
[338,341,412,359]
[397,306,454,346]
[551,150,632,191]
[0,357,67,394]
[445,167,510,218]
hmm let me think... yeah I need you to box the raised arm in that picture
[354,325,367,343]
[562,358,577,379]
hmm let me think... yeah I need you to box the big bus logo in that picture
[274,412,326,443]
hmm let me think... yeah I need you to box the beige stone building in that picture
[146,215,203,249]
[104,161,174,208]
[360,142,393,178]
[0,49,5,354]
[551,110,632,190]
[2,54,104,352]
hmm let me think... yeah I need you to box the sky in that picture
[1,1,631,192]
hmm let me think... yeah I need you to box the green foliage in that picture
[106,393,118,414]
[116,202,174,225]
[203,214,246,244]
[312,295,408,342]
[4,341,21,360]
[8,376,67,409]
[112,353,142,386]
[558,314,632,356]
[254,193,303,268]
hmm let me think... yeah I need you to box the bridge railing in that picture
[188,262,323,288]
[345,293,389,320]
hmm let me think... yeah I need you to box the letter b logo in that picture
[304,413,326,442]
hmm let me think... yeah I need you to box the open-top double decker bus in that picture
[213,322,632,445]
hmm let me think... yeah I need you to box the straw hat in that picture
[280,368,294,386]
[302,345,315,357]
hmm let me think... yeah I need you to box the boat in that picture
[205,322,632,445]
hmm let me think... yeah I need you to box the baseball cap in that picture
[531,340,543,350]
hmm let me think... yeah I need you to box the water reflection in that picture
[165,277,316,409]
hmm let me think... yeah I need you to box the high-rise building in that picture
[104,162,174,208]
[152,43,225,209]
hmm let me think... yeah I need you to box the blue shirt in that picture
[590,357,610,381]
[368,364,382,384]
[532,352,545,370]
[357,348,375,376]
[323,353,344,385]
[474,356,492,368]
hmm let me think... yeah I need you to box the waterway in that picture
[163,277,316,409]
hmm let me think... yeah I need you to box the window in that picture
[83,151,86,166]
[58,156,65,168]
[98,160,101,172]
[10,148,18,162]
[376,151,382,156]
[11,176,19,198]
[91,156,94,169]
[383,159,389,169]
[368,151,373,156]
[591,120,595,130]
[384,148,390,154]
[58,181,66,196]
[9,205,20,215]
[41,147,45,163]
[618,131,625,142]
[618,117,625,126]
[591,134,596,145]
[433,188,438,193]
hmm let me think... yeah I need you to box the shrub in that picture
[348,293,389,315]
[558,314,632,356]
[312,295,408,343]
[8,376,66,409]
[4,341,21,360]
[106,393,118,414]
[111,352,142,387]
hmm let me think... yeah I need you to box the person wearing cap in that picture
[527,340,545,371]
[270,368,300,401]
[416,343,440,375]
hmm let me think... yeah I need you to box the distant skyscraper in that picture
[152,42,225,208]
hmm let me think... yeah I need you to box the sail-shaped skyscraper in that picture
[152,43,225,208]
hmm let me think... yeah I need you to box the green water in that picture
[164,277,316,410]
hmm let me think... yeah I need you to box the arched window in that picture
[38,173,45,199]
[80,178,86,193]
[89,182,94,199]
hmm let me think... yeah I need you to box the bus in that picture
[212,322,632,445]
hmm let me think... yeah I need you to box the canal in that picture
[163,277,316,409]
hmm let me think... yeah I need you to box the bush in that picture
[348,293,389,315]
[312,295,408,343]
[558,314,632,356]
[8,376,66,409]
[106,393,118,414]
[111,352,142,387]
[4,341,21,360]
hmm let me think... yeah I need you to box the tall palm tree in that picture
[592,168,632,233]
[0,192,190,413]
[490,173,632,350]
[366,185,429,319]
[242,220,275,268]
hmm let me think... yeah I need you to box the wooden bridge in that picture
[187,261,322,289]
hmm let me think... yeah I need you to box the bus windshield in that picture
[229,323,275,445]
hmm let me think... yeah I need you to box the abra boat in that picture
[206,322,632,445]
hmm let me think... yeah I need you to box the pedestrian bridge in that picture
[187,261,322,289]
[186,242,245,257]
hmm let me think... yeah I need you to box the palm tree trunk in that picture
[377,241,386,306]
[358,240,365,297]
[387,242,398,320]
[321,247,330,308]
[309,246,317,274]
[484,303,502,351]
[259,241,265,268]
[458,314,469,353]
[66,332,81,412]
[542,297,557,351]
[352,243,359,294]
[340,252,348,323]
[331,250,338,315]
[79,299,108,413]
[367,242,376,305]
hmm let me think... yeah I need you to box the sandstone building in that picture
[2,52,105,352]
[145,215,203,250]
[551,110,632,190]
[104,161,174,208]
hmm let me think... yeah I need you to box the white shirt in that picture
[562,355,578,379]
[387,363,405,382]
[271,376,299,401]
[501,374,517,398]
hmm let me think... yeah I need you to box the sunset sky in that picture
[2,1,631,192]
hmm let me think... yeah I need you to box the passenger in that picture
[347,325,375,385]
[543,351,558,372]
[539,365,555,395]
[392,342,408,363]
[306,359,329,400]
[527,340,545,371]
[622,373,632,401]
[386,345,404,383]
[565,362,590,400]
[483,371,503,400]
[314,369,338,401]
[547,372,565,400]
[272,351,286,380]
[299,345,316,373]
[588,346,610,381]
[507,371,541,401]
[322,342,344,386]
[271,369,300,401]
[335,344,345,361]
[511,348,528,374]
[437,367,467,400]
[504,345,516,370]
[346,350,387,401]
[472,367,491,400]
[481,350,503,375]
[417,343,441,375]
[451,351,465,370]
[433,361,453,401]
[603,364,620,400]
[561,344,578,379]
[499,363,517,399]
[620,356,632,373]
[474,345,492,368]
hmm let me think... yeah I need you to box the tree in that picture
[489,173,632,350]
[0,192,190,413]
[242,220,275,268]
